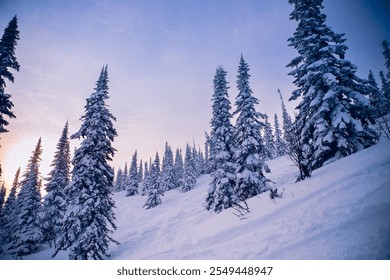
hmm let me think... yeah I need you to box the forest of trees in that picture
[1,0,390,259]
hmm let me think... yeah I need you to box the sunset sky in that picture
[0,0,389,191]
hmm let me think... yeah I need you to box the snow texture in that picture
[3,139,389,260]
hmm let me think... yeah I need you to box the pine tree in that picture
[0,182,5,213]
[0,182,6,239]
[0,16,19,134]
[141,161,150,196]
[41,122,71,247]
[126,151,139,196]
[161,142,176,191]
[114,168,123,192]
[204,132,212,173]
[274,113,285,157]
[1,167,20,243]
[174,148,184,189]
[121,162,128,191]
[53,66,118,260]
[263,113,276,159]
[206,66,238,212]
[278,89,309,180]
[367,70,383,117]
[233,56,269,200]
[287,0,377,172]
[138,159,143,182]
[143,153,164,209]
[181,144,197,192]
[8,138,43,256]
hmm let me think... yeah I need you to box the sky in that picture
[0,0,389,191]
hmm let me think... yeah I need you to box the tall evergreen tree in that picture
[367,70,383,117]
[126,151,139,196]
[174,148,184,189]
[181,144,197,192]
[233,56,269,200]
[141,160,150,196]
[8,138,43,256]
[1,167,20,243]
[138,159,143,182]
[0,182,6,240]
[274,113,285,156]
[53,66,118,260]
[114,168,123,192]
[263,113,276,159]
[143,153,164,209]
[0,15,19,134]
[206,66,238,212]
[41,122,71,247]
[121,162,128,191]
[287,0,377,173]
[161,142,176,191]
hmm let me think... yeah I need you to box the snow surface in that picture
[2,140,390,260]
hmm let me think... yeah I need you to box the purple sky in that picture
[0,0,389,191]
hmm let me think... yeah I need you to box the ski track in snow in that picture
[1,140,389,260]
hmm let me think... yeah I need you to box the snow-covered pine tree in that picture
[192,143,204,177]
[126,151,139,196]
[53,66,118,260]
[233,56,269,200]
[367,71,383,118]
[8,138,43,256]
[174,148,184,189]
[121,162,128,191]
[41,122,71,247]
[278,89,309,180]
[1,167,19,243]
[0,15,19,134]
[161,142,176,191]
[274,113,286,157]
[138,159,143,182]
[143,153,164,209]
[141,160,150,196]
[206,66,238,212]
[181,144,197,192]
[114,168,123,192]
[204,132,212,174]
[278,89,294,146]
[0,182,6,238]
[287,0,377,172]
[0,182,5,212]
[263,113,276,159]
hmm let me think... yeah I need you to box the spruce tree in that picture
[206,66,238,212]
[114,168,123,192]
[263,113,276,159]
[41,122,71,247]
[141,161,150,196]
[287,0,377,172]
[126,151,139,196]
[0,182,6,240]
[233,56,269,200]
[274,113,286,157]
[143,153,164,209]
[1,167,20,243]
[8,138,43,256]
[181,144,197,192]
[174,148,184,189]
[121,162,128,191]
[161,142,176,191]
[53,66,118,260]
[0,16,19,134]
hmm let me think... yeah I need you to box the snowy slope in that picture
[2,140,389,260]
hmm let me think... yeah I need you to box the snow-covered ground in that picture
[2,140,390,260]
